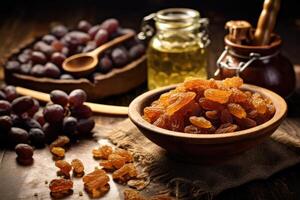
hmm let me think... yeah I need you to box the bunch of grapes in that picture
[5,19,145,80]
[0,85,95,151]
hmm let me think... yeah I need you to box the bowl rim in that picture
[128,83,287,142]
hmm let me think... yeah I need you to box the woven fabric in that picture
[103,119,300,199]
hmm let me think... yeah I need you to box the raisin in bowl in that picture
[128,81,287,162]
[3,19,146,101]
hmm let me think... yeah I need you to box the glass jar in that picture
[140,8,210,90]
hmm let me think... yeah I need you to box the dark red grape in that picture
[23,49,32,54]
[33,41,53,56]
[110,28,135,40]
[63,116,78,135]
[82,41,97,52]
[98,55,113,73]
[9,127,29,145]
[51,25,68,38]
[94,29,108,46]
[27,99,40,117]
[51,52,66,66]
[71,104,92,119]
[68,89,87,108]
[64,31,91,46]
[129,44,145,59]
[30,64,45,77]
[0,100,12,115]
[43,104,64,123]
[0,115,12,132]
[3,86,18,101]
[101,18,119,34]
[76,45,84,54]
[23,118,42,131]
[5,61,20,72]
[15,143,33,158]
[88,25,101,39]
[33,112,45,127]
[18,52,31,63]
[11,114,23,128]
[77,118,95,134]
[61,47,70,56]
[50,90,68,107]
[29,128,45,148]
[51,40,64,52]
[78,20,92,32]
[19,63,32,74]
[44,62,61,78]
[111,47,129,67]
[43,122,59,143]
[31,51,47,64]
[11,96,34,115]
[60,74,74,80]
[42,34,57,44]
[0,91,6,100]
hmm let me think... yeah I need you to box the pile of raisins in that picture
[0,85,95,164]
[5,19,145,80]
[143,77,276,134]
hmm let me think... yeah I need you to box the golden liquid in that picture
[147,36,208,90]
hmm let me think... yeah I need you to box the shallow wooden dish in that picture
[3,36,146,101]
[128,84,287,162]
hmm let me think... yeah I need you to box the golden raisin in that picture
[49,136,70,150]
[108,153,127,169]
[235,117,257,129]
[189,116,212,129]
[219,76,243,88]
[220,109,233,124]
[143,76,275,134]
[83,169,110,198]
[204,89,232,104]
[51,147,65,158]
[100,160,114,171]
[215,123,238,134]
[71,159,84,176]
[92,145,113,159]
[82,169,106,183]
[114,149,133,163]
[251,93,267,114]
[166,92,196,116]
[205,110,219,120]
[143,106,164,123]
[229,88,248,103]
[227,103,247,119]
[123,189,146,200]
[112,163,138,184]
[49,178,73,192]
[55,160,72,178]
[199,98,225,111]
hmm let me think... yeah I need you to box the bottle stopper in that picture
[225,20,253,44]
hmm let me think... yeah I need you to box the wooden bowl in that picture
[128,84,287,162]
[3,36,146,101]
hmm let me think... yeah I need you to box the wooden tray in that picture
[3,35,147,101]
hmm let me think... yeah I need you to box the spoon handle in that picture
[16,87,128,116]
[90,31,135,57]
[253,0,281,45]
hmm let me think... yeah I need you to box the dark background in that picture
[0,0,299,64]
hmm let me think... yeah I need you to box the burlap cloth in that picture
[98,118,300,199]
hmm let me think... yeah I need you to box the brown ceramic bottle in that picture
[215,34,295,98]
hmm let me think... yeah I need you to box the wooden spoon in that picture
[16,86,128,116]
[62,32,135,77]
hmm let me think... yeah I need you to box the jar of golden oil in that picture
[139,8,210,89]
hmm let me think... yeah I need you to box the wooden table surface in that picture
[1,1,300,200]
